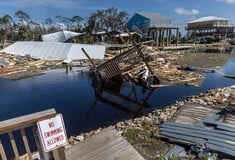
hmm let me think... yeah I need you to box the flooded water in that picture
[0,59,235,138]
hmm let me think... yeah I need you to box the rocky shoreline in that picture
[66,85,235,159]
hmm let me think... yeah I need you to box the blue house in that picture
[127,12,180,46]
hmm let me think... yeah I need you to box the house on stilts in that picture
[126,12,180,47]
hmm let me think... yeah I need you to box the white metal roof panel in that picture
[0,41,105,60]
[188,16,229,23]
[67,44,105,59]
[115,32,140,37]
[42,31,66,42]
[1,41,70,60]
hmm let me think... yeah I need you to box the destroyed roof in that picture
[115,32,141,37]
[137,12,173,23]
[0,41,105,60]
[41,30,85,42]
[92,31,108,35]
[188,16,229,23]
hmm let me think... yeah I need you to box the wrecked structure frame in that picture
[82,43,159,89]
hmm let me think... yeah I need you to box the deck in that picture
[65,127,145,160]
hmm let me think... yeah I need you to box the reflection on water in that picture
[90,75,154,117]
[0,59,234,138]
[219,58,235,75]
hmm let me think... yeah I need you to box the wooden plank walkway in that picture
[65,127,145,160]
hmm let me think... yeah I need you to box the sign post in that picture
[37,114,67,153]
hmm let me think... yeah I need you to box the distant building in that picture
[93,31,109,43]
[186,16,235,41]
[127,12,180,46]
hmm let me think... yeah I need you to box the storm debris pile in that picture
[148,51,204,87]
[102,44,205,88]
[0,52,59,80]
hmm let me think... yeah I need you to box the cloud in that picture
[216,0,235,4]
[174,7,199,16]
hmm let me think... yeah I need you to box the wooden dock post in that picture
[53,147,66,160]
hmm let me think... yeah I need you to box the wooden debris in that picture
[0,53,56,80]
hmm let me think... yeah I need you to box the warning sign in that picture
[37,114,67,152]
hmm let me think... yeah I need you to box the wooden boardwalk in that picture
[65,127,145,160]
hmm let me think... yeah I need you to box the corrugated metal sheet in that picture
[41,30,85,42]
[0,41,105,60]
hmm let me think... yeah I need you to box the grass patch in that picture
[122,121,172,160]
[174,53,235,69]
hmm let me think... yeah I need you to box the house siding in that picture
[127,13,150,30]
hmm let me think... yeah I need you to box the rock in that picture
[170,105,178,111]
[230,92,235,100]
[154,119,160,125]
[76,135,84,142]
[116,122,125,128]
[85,130,96,138]
[207,101,213,106]
[64,144,72,149]
[68,136,75,144]
[144,117,152,121]
[95,128,101,134]
[159,113,168,122]
[224,91,230,98]
[73,140,79,145]
[215,98,223,104]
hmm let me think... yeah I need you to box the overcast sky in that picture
[0,0,234,26]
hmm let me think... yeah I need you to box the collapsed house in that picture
[1,41,105,60]
[83,43,160,89]
[0,41,105,79]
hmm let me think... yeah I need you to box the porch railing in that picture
[0,108,58,160]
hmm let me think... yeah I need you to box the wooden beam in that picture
[81,48,97,68]
[32,125,44,160]
[0,108,56,134]
[53,147,66,160]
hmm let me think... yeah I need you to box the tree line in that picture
[0,7,129,43]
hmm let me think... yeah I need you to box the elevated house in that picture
[186,16,235,41]
[127,12,180,46]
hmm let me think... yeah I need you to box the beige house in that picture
[187,16,235,40]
